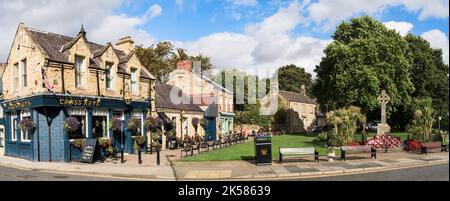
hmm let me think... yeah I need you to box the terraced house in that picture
[0,23,156,161]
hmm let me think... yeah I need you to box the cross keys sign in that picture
[377,90,390,124]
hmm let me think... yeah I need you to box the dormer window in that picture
[105,62,114,90]
[74,55,85,87]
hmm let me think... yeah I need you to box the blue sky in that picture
[1,0,449,75]
[117,0,449,41]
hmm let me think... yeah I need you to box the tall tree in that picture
[277,64,313,96]
[312,16,414,119]
[405,33,449,117]
[136,41,213,80]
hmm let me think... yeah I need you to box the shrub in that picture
[98,138,112,148]
[404,140,422,151]
[318,132,328,142]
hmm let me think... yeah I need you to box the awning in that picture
[157,112,173,124]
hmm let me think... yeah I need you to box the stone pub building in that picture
[0,23,156,161]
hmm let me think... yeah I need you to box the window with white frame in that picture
[0,128,4,147]
[11,112,18,141]
[21,59,27,88]
[92,109,108,138]
[67,108,86,139]
[130,68,138,94]
[132,110,143,136]
[105,62,114,90]
[75,55,85,87]
[13,63,19,91]
[20,110,32,141]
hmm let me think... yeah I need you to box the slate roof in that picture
[26,26,155,79]
[155,82,203,112]
[279,90,317,105]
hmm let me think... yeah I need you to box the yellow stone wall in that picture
[2,24,154,102]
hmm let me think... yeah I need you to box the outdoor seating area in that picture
[180,133,249,158]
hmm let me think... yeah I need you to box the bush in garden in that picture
[326,106,365,146]
[408,98,434,142]
[318,132,328,142]
[404,140,422,151]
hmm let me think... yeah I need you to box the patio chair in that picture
[207,140,215,151]
[200,142,209,152]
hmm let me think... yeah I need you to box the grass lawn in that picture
[178,134,335,162]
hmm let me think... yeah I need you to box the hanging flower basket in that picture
[20,118,36,133]
[64,117,80,132]
[109,118,122,131]
[133,135,146,145]
[127,117,141,133]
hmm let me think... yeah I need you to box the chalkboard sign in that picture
[80,138,100,163]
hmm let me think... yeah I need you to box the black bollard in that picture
[156,150,160,166]
[120,147,124,163]
[138,148,142,164]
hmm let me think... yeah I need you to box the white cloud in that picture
[384,21,414,36]
[0,0,157,61]
[421,29,449,64]
[230,0,259,7]
[142,4,162,21]
[307,0,449,31]
[176,2,330,77]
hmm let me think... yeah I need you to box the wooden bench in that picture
[421,142,443,154]
[279,147,319,163]
[180,143,193,157]
[340,145,376,161]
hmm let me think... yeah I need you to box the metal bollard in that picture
[138,149,142,164]
[156,150,160,166]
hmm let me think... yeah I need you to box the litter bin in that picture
[254,135,272,165]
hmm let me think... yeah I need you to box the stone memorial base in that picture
[377,123,391,136]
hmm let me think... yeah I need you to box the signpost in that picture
[80,138,101,164]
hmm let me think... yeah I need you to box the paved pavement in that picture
[0,147,448,180]
[0,165,127,181]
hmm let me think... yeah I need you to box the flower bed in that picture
[404,140,422,151]
[367,134,403,149]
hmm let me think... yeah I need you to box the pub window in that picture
[105,62,114,90]
[20,110,32,141]
[11,112,18,141]
[13,63,19,91]
[92,109,108,139]
[75,55,85,87]
[130,68,137,94]
[21,59,27,88]
[0,128,4,148]
[67,108,86,139]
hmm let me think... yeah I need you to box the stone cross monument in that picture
[377,90,391,135]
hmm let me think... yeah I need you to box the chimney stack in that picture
[177,60,192,72]
[115,36,135,55]
[300,84,306,96]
